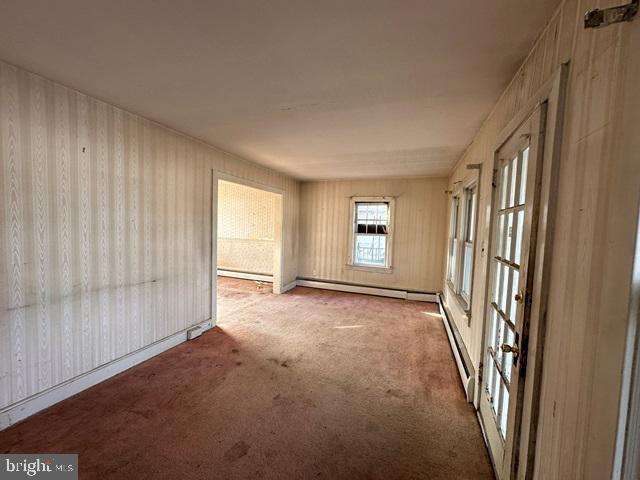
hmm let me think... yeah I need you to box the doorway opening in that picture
[214,175,284,325]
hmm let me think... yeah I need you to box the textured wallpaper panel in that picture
[217,180,276,274]
[0,60,299,409]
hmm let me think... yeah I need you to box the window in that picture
[460,185,477,302]
[349,198,394,269]
[447,195,460,284]
[447,183,478,309]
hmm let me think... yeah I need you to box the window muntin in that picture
[352,201,391,267]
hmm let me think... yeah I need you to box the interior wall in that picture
[0,59,300,411]
[442,1,640,478]
[217,180,276,275]
[299,177,448,293]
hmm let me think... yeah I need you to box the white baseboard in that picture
[407,291,439,302]
[217,269,273,283]
[437,295,475,403]
[281,280,298,293]
[0,320,212,430]
[295,279,438,302]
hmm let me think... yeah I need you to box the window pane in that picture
[468,190,476,242]
[489,309,498,353]
[357,223,388,234]
[500,163,509,209]
[500,385,510,437]
[447,239,455,281]
[492,260,502,304]
[461,242,473,298]
[502,212,512,260]
[495,320,504,366]
[492,364,501,407]
[486,355,495,393]
[504,327,515,382]
[452,197,459,238]
[497,214,505,258]
[500,264,510,313]
[450,239,458,283]
[509,269,519,323]
[504,212,514,261]
[356,203,389,231]
[509,156,518,208]
[514,209,524,265]
[519,147,529,205]
[355,234,386,266]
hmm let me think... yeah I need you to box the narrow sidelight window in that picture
[447,182,478,310]
[460,185,477,302]
[447,195,460,285]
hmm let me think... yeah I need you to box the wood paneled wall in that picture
[0,60,299,410]
[443,1,639,478]
[299,177,448,292]
[217,180,277,275]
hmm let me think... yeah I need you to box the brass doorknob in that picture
[502,343,519,356]
[514,290,525,304]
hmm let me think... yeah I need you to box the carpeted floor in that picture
[0,277,494,479]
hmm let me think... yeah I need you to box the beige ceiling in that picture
[0,0,559,180]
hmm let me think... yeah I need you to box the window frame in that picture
[348,196,395,272]
[447,178,479,312]
[447,194,461,286]
[460,183,477,304]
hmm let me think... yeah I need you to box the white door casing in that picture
[479,104,545,480]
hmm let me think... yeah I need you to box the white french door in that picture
[479,105,544,479]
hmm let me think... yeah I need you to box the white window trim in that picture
[347,196,395,273]
[447,194,460,286]
[447,176,479,313]
[459,183,477,305]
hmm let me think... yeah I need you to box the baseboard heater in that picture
[437,293,475,403]
[186,320,214,340]
[295,278,438,302]
[217,269,273,283]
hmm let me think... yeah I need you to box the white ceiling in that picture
[0,0,559,180]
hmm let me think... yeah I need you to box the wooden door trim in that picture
[480,105,544,480]
[476,64,569,479]
[516,64,569,479]
[613,17,640,480]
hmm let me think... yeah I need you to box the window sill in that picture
[446,281,472,319]
[345,264,394,274]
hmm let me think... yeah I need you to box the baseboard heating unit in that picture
[437,294,475,403]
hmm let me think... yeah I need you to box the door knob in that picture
[514,289,525,304]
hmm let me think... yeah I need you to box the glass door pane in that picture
[485,146,529,440]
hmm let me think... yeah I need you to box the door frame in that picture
[210,171,285,325]
[476,63,569,479]
[613,14,640,480]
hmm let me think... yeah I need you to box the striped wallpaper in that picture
[299,177,448,293]
[0,60,299,410]
[442,0,637,477]
[217,180,277,274]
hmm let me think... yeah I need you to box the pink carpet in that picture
[0,277,494,479]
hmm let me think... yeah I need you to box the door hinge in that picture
[585,0,638,28]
